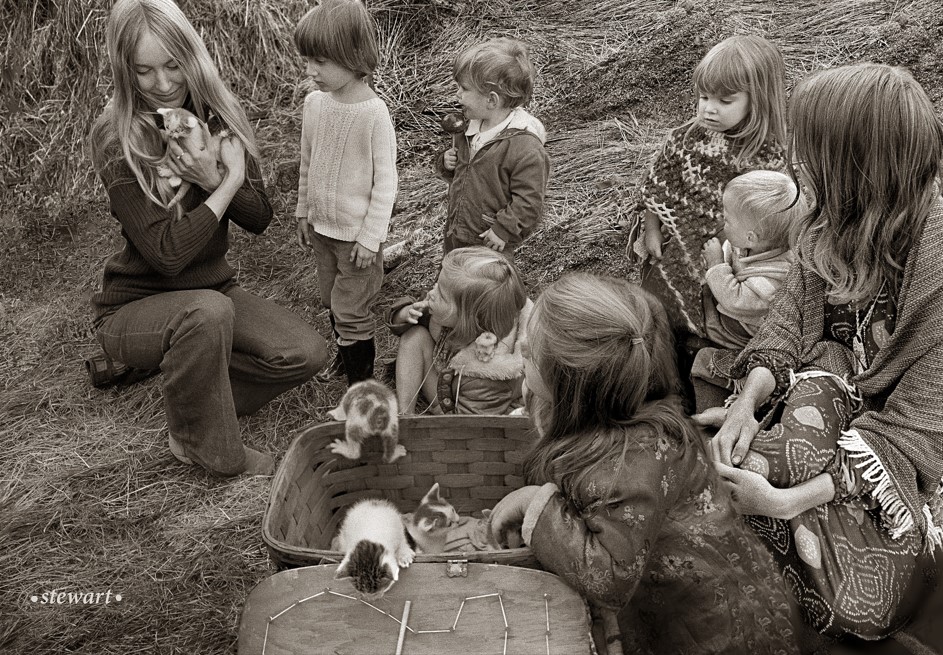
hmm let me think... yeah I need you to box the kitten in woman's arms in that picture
[333,498,415,600]
[328,379,406,463]
[155,107,227,208]
[404,483,460,554]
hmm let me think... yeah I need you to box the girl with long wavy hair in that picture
[705,63,943,646]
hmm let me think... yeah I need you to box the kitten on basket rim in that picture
[327,379,406,463]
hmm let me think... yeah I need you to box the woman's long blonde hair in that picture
[790,64,943,304]
[88,0,258,209]
[524,273,703,506]
[687,34,787,163]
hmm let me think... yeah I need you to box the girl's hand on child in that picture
[349,242,377,269]
[296,218,315,250]
[480,228,506,252]
[714,462,792,519]
[489,485,540,547]
[709,398,760,467]
[702,237,724,267]
[443,148,458,171]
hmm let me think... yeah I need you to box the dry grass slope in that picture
[2,0,942,652]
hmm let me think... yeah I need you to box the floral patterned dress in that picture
[526,418,800,654]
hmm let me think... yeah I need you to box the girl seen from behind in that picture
[490,273,799,655]
[387,246,531,415]
[630,35,787,345]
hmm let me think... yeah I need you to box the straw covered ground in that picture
[2,0,942,652]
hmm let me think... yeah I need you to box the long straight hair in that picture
[687,35,787,163]
[89,0,258,209]
[789,64,943,303]
[524,274,703,506]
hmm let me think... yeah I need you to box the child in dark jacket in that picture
[436,37,550,257]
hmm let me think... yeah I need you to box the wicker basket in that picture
[262,414,540,570]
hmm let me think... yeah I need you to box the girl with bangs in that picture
[628,35,788,373]
[489,273,800,655]
[386,246,531,415]
[88,0,328,476]
[705,64,943,647]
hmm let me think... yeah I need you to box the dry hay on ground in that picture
[3,0,943,653]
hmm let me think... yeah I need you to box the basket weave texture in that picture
[263,415,540,569]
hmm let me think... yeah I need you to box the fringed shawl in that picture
[719,197,943,550]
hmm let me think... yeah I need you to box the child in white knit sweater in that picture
[293,0,398,385]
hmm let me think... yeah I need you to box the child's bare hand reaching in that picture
[443,148,458,171]
[702,237,724,268]
[480,228,506,252]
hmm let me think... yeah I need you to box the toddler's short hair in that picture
[452,37,535,109]
[294,0,378,77]
[723,170,808,248]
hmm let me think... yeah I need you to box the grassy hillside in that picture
[2,0,942,652]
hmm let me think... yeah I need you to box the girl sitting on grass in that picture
[386,246,531,415]
[490,273,800,655]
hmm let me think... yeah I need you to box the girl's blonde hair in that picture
[88,0,258,213]
[452,37,535,109]
[438,247,527,346]
[524,273,703,504]
[723,170,808,249]
[294,0,379,78]
[690,35,787,162]
[790,63,943,303]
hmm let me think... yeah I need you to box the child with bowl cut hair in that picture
[437,37,551,257]
[293,0,398,385]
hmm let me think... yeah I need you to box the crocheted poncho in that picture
[631,122,785,334]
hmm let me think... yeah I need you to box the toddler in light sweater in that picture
[700,170,806,349]
[293,0,397,385]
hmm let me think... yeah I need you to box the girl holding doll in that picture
[630,35,787,341]
[490,273,799,655]
[386,246,531,415]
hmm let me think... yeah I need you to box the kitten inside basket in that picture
[331,483,516,599]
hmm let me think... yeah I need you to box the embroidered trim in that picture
[837,429,914,540]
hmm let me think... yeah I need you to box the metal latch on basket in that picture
[445,559,468,577]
